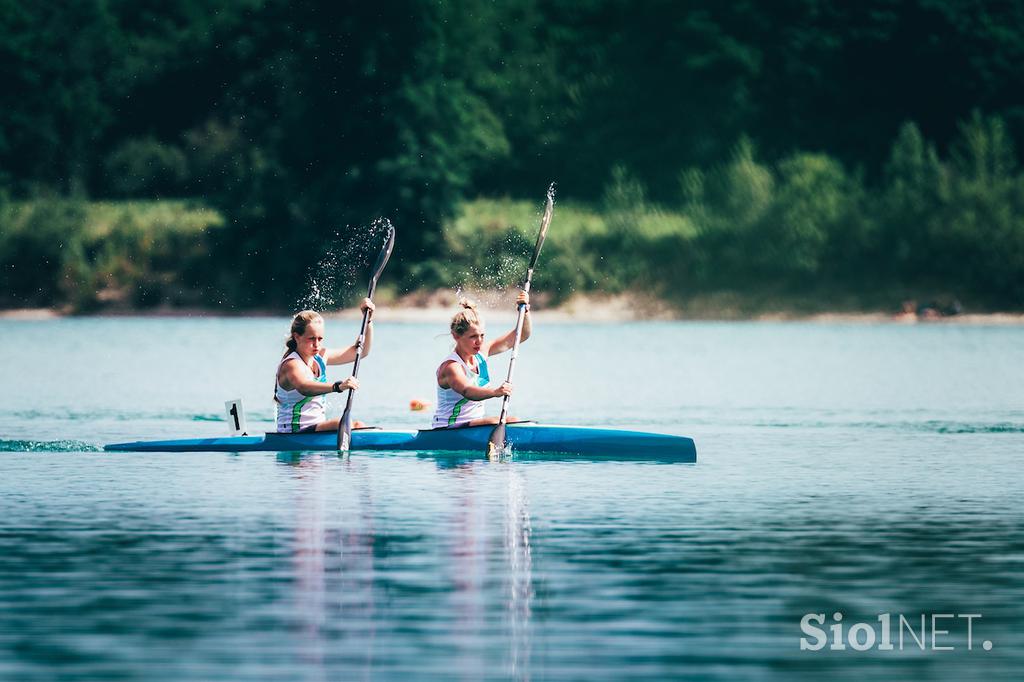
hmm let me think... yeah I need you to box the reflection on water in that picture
[2,320,1023,679]
[0,446,1022,680]
[505,466,533,680]
[450,462,486,679]
[269,456,538,681]
[292,455,328,678]
[284,454,380,679]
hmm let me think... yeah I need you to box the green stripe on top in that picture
[447,398,469,426]
[291,395,314,433]
[289,355,326,433]
[445,354,487,426]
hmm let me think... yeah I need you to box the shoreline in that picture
[3,293,1024,324]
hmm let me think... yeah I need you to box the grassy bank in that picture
[425,119,1024,314]
[1,184,1020,316]
[428,196,696,302]
[426,197,984,317]
[0,199,222,311]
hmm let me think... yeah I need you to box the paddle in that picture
[487,184,555,459]
[338,221,396,452]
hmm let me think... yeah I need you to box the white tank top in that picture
[275,351,328,433]
[433,352,491,428]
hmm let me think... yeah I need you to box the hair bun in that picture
[450,297,481,336]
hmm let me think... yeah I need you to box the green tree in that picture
[766,152,863,281]
[692,139,774,284]
[942,112,1024,302]
[104,137,189,197]
[172,0,519,306]
[879,121,947,280]
[0,0,124,194]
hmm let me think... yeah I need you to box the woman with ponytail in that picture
[432,291,531,428]
[275,298,375,433]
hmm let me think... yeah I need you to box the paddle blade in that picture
[366,221,396,298]
[337,413,352,452]
[486,422,506,460]
[527,184,555,271]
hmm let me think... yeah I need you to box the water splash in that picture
[0,439,102,452]
[449,187,556,301]
[487,442,515,463]
[452,231,530,293]
[295,219,392,312]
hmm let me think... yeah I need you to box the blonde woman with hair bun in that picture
[274,297,375,433]
[432,291,531,428]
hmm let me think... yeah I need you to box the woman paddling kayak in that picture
[433,293,530,428]
[275,299,375,433]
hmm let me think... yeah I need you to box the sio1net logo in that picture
[800,612,993,652]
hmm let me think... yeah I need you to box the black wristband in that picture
[333,381,343,393]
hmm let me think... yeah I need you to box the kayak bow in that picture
[105,423,696,461]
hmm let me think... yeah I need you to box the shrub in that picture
[0,199,89,306]
[0,199,222,310]
[104,137,189,197]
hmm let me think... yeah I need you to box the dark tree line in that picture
[2,0,1024,308]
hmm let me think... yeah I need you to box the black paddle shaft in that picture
[489,185,555,453]
[338,222,396,451]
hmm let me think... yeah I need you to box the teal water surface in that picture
[1,317,1023,680]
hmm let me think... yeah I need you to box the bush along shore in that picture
[2,118,1024,318]
[0,199,223,312]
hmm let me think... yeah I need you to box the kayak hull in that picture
[105,423,696,462]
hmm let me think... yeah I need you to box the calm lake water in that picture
[1,317,1023,680]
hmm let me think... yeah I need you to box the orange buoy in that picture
[409,398,430,411]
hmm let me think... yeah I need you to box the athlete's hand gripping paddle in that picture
[487,184,555,459]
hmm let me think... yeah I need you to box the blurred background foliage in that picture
[2,0,1024,311]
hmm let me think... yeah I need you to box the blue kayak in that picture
[105,423,696,462]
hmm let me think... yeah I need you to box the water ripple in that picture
[756,420,1024,434]
[0,439,102,452]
